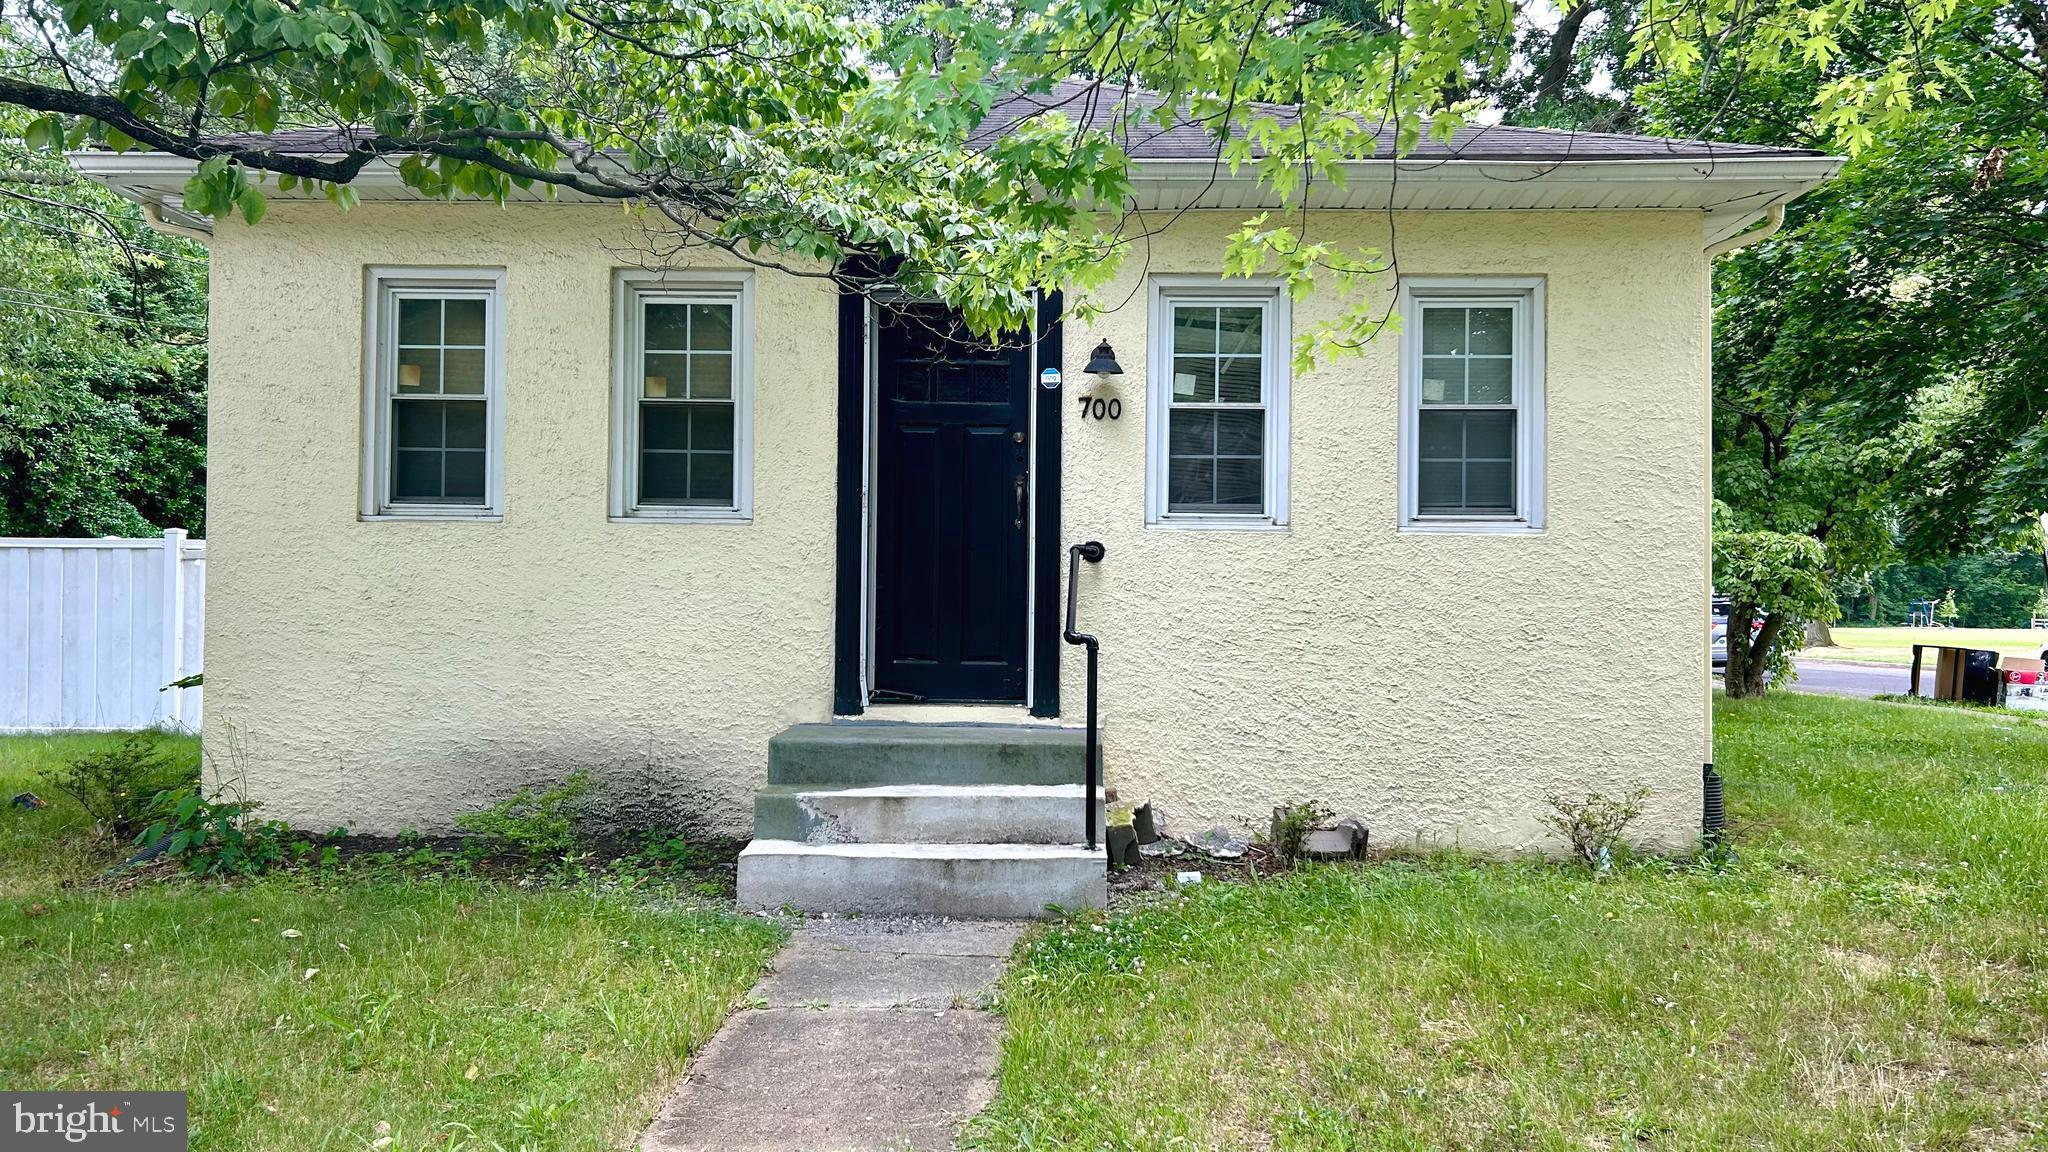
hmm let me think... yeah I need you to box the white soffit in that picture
[70,150,1842,248]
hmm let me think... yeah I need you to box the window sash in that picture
[612,277,752,521]
[367,275,503,518]
[1150,289,1286,525]
[1400,284,1543,529]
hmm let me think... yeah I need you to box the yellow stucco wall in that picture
[205,203,1708,849]
[1060,211,1710,851]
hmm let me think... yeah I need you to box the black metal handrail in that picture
[1062,540,1106,852]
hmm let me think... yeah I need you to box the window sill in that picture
[362,510,503,523]
[1400,519,1544,536]
[1146,517,1289,533]
[609,511,753,525]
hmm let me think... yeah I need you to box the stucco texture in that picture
[205,203,1708,850]
[205,204,837,835]
[1059,211,1710,851]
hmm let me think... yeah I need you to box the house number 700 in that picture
[1077,396,1122,421]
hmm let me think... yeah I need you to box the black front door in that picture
[873,303,1031,703]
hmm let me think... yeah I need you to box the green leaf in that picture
[236,186,267,226]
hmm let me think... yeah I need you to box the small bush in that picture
[138,786,292,877]
[1268,801,1335,866]
[1541,787,1649,872]
[455,773,593,860]
[42,733,198,840]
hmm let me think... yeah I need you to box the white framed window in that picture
[610,271,754,522]
[1146,277,1290,528]
[1398,277,1546,533]
[361,267,507,520]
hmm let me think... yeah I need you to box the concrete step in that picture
[767,722,1097,786]
[753,783,1106,845]
[737,841,1108,918]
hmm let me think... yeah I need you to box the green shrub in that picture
[1267,801,1335,866]
[454,772,593,860]
[137,786,292,876]
[41,733,197,840]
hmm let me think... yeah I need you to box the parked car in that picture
[1711,598,1731,671]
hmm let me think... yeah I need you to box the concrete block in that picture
[752,783,1104,845]
[737,841,1107,918]
[766,723,1098,786]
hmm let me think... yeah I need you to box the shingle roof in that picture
[202,79,1824,164]
[977,79,1826,162]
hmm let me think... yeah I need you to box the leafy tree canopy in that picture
[0,0,1986,341]
[0,106,207,535]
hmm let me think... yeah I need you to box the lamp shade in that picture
[1083,339,1123,375]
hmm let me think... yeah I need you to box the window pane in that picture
[1167,458,1214,509]
[645,303,690,350]
[443,450,486,501]
[397,347,440,393]
[690,404,735,452]
[1464,462,1515,512]
[1419,409,1462,458]
[1466,357,1512,404]
[1467,307,1513,356]
[1212,458,1263,508]
[444,299,486,345]
[1171,357,1215,402]
[1417,461,1464,515]
[1420,357,1464,404]
[392,449,441,502]
[1417,411,1517,516]
[394,400,441,449]
[640,451,688,502]
[442,348,486,394]
[1216,306,1263,355]
[689,452,735,503]
[644,353,688,398]
[1217,357,1261,403]
[1464,410,1516,460]
[690,303,733,350]
[642,404,689,450]
[1214,410,1264,455]
[1169,410,1214,455]
[398,298,440,345]
[444,400,487,450]
[1421,307,1464,355]
[690,353,733,399]
[1172,306,1216,355]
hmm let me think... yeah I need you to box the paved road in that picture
[1785,659,1911,698]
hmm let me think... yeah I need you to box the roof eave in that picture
[70,149,1844,248]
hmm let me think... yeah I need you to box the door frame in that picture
[834,288,1063,717]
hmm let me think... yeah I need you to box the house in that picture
[74,87,1838,916]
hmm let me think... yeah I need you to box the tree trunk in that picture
[1869,585,1880,622]
[1723,604,1783,698]
[1805,618,1834,648]
[1536,2,1599,107]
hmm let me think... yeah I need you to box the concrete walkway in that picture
[637,919,1024,1152]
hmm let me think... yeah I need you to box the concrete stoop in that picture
[737,722,1108,917]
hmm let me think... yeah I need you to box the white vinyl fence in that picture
[0,531,204,732]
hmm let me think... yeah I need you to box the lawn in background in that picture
[1804,624,2046,665]
[974,693,2048,1150]
[0,734,782,1152]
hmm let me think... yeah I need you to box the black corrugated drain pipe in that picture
[1701,762,1727,846]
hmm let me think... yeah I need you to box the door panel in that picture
[874,304,1030,702]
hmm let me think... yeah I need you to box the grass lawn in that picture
[1804,625,2046,665]
[0,734,783,1152]
[973,693,2048,1150]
